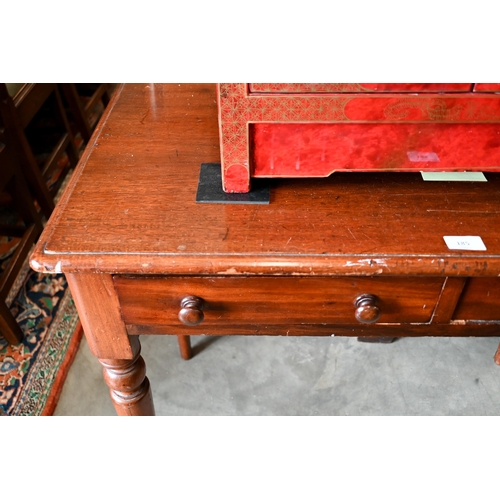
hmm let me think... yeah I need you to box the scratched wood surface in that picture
[31,83,500,277]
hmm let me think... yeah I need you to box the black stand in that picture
[196,163,271,204]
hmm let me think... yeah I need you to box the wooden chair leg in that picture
[177,335,192,360]
[101,84,112,107]
[52,87,80,166]
[494,343,500,365]
[0,300,23,344]
[60,84,93,143]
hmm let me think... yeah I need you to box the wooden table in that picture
[30,84,500,416]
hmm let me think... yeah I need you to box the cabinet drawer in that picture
[473,83,500,92]
[250,122,500,178]
[453,278,500,321]
[249,83,473,94]
[113,276,444,328]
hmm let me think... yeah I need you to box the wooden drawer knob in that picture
[354,294,381,324]
[178,296,204,326]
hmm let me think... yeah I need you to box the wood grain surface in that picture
[113,275,445,326]
[30,84,500,277]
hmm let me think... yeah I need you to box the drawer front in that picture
[473,83,500,92]
[249,83,473,94]
[250,122,500,178]
[453,278,500,321]
[113,276,444,328]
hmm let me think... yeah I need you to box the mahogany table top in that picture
[31,83,500,277]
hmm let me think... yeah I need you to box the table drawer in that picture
[113,276,444,328]
[453,278,500,321]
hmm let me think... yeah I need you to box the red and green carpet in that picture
[0,255,82,415]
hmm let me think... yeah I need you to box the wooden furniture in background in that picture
[60,84,112,143]
[30,84,500,416]
[0,117,44,344]
[0,83,79,218]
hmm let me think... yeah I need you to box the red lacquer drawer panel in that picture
[249,83,473,93]
[473,84,500,92]
[250,122,500,177]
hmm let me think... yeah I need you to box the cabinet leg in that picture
[494,343,500,366]
[177,335,192,360]
[99,337,155,416]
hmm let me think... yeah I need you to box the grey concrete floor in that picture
[54,333,500,416]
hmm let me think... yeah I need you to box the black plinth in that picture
[196,163,271,204]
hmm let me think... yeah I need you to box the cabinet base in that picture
[196,163,270,204]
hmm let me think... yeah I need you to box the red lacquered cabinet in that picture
[217,83,500,192]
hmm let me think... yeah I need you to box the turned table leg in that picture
[177,335,192,360]
[66,273,156,416]
[100,336,155,416]
[495,343,500,365]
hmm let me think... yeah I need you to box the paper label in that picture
[443,236,486,251]
[408,151,440,162]
[421,172,487,182]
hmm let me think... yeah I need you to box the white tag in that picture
[421,172,487,182]
[443,236,486,251]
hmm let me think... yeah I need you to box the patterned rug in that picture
[1,148,86,416]
[0,256,82,415]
